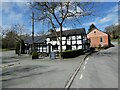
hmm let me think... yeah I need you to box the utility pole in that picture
[32,12,34,53]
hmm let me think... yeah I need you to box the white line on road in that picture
[85,61,87,64]
[86,57,89,61]
[80,74,83,79]
[83,66,86,70]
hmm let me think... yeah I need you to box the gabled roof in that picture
[47,28,86,38]
[24,28,86,44]
[87,28,107,35]
[24,35,46,44]
[87,28,108,38]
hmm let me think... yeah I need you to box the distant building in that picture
[87,27,110,48]
[24,28,89,54]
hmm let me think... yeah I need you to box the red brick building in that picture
[87,28,110,48]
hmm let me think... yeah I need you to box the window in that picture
[50,37,57,41]
[100,37,103,42]
[66,45,72,50]
[52,45,58,50]
[94,31,96,33]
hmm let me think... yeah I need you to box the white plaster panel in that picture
[43,47,46,49]
[40,47,42,49]
[47,42,49,44]
[77,45,82,49]
[40,49,42,52]
[56,41,60,45]
[62,41,66,45]
[58,46,60,50]
[46,38,50,41]
[53,41,57,45]
[43,49,46,52]
[72,46,76,50]
[72,41,76,45]
[67,41,71,45]
[72,36,76,40]
[62,46,66,50]
[62,37,66,40]
[77,35,81,39]
[77,40,82,44]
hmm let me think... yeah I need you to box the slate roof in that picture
[24,35,46,44]
[24,28,86,44]
[47,28,86,38]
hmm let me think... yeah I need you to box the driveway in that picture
[71,44,118,88]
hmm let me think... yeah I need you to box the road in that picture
[70,44,118,88]
[1,42,118,88]
[1,53,86,88]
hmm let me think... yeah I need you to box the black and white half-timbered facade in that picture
[24,28,89,54]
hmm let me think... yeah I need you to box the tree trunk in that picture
[19,41,21,56]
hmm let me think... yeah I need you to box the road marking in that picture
[83,66,86,70]
[85,61,87,64]
[86,57,89,61]
[80,74,83,79]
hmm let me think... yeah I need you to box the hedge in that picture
[61,49,84,58]
[32,51,39,59]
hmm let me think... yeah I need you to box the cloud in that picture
[2,2,30,26]
[107,5,118,13]
[56,27,71,31]
[83,22,96,26]
[2,2,12,13]
[83,5,118,27]
[99,15,113,23]
[100,11,118,24]
[9,11,23,23]
[15,2,30,13]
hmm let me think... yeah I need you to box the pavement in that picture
[1,52,86,88]
[70,44,118,88]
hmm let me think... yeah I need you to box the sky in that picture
[0,1,119,35]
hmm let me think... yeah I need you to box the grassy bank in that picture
[111,38,119,42]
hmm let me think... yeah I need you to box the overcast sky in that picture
[0,1,119,35]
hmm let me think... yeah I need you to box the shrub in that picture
[32,51,39,59]
[15,42,20,54]
[98,44,101,49]
[90,47,95,51]
[61,49,84,59]
[21,40,25,54]
[15,40,25,54]
[103,45,109,49]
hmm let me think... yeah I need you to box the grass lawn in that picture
[0,48,10,52]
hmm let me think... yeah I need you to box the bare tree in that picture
[12,24,26,36]
[11,24,27,55]
[30,2,94,59]
[0,26,9,38]
[105,24,119,39]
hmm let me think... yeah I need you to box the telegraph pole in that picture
[32,12,34,53]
